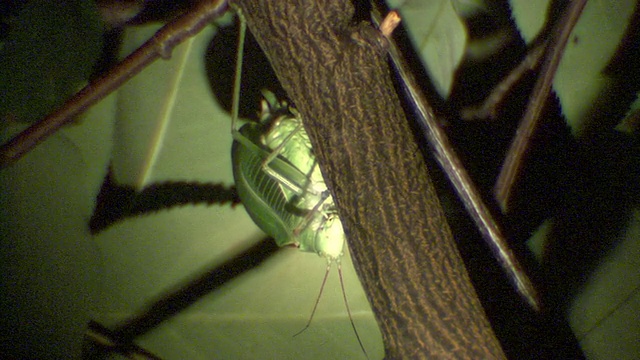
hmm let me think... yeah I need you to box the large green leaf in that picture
[93,21,384,359]
[509,0,636,135]
[1,10,383,359]
[0,3,111,357]
[4,2,638,359]
[0,64,114,359]
[510,2,640,359]
[387,0,468,98]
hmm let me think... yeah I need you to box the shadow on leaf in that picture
[89,167,241,234]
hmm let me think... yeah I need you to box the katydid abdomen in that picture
[230,91,364,357]
[231,97,345,260]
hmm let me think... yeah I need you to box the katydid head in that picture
[258,89,291,122]
[312,214,345,261]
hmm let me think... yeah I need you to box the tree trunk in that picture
[233,0,506,358]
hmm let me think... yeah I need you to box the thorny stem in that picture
[494,0,588,212]
[0,0,229,169]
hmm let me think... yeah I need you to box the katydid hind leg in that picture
[261,122,309,196]
[291,190,330,239]
[230,7,315,199]
[229,6,305,194]
[230,4,246,136]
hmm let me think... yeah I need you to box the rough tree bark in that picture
[233,0,506,358]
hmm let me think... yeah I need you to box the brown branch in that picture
[0,0,229,169]
[494,0,588,212]
[85,320,164,360]
[233,0,506,358]
[374,9,541,312]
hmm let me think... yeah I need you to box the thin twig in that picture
[494,0,588,212]
[0,0,229,169]
[461,40,547,121]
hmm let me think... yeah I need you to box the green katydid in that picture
[229,6,369,358]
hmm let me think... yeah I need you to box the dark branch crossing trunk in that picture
[233,0,505,358]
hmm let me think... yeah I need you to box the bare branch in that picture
[372,9,541,312]
[461,40,547,121]
[0,0,229,169]
[234,0,507,357]
[494,0,588,212]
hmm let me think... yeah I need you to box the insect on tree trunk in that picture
[232,0,506,358]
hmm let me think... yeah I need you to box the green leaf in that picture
[1,10,383,359]
[0,128,98,358]
[387,0,468,98]
[0,2,112,357]
[509,0,636,135]
[0,75,114,359]
[95,21,384,359]
[511,4,640,358]
[508,0,549,43]
[616,92,640,134]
